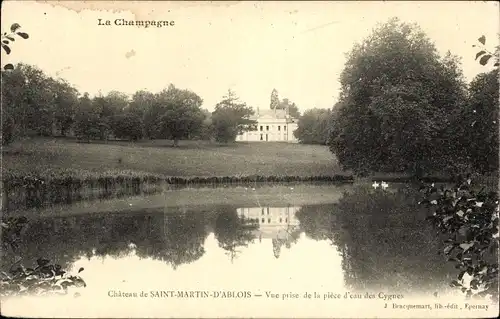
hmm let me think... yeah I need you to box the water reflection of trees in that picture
[214,207,259,262]
[134,211,209,269]
[271,227,302,259]
[2,206,262,271]
[2,209,211,271]
[295,187,452,294]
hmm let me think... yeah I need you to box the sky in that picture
[1,1,499,112]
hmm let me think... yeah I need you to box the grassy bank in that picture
[8,184,354,218]
[2,137,344,179]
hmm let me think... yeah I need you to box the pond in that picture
[1,184,498,318]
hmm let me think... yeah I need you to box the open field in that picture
[2,137,344,179]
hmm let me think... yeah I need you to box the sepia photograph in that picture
[0,1,499,318]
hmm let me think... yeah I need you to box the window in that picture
[284,126,287,131]
[261,208,265,215]
[261,218,265,223]
[267,207,269,215]
[260,134,263,141]
[285,218,288,223]
[266,125,269,131]
[278,126,281,131]
[279,218,282,223]
[268,218,271,223]
[260,126,263,131]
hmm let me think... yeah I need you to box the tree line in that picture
[1,62,312,146]
[0,64,263,146]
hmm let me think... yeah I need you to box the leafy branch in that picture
[1,23,29,71]
[419,179,499,303]
[474,35,499,67]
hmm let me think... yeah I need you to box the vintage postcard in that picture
[1,0,499,318]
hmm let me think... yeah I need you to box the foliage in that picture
[473,35,499,68]
[294,108,332,144]
[1,64,80,143]
[211,90,256,143]
[52,79,79,136]
[277,98,301,119]
[1,217,86,297]
[108,113,143,141]
[328,18,468,176]
[454,69,499,173]
[73,93,107,142]
[270,88,280,111]
[420,179,499,303]
[1,23,29,71]
[156,84,205,146]
[269,89,300,118]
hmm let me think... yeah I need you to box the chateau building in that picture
[236,109,299,143]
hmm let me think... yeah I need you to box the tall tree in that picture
[74,93,105,142]
[52,79,79,136]
[156,84,205,147]
[270,88,280,111]
[211,89,256,143]
[328,18,467,176]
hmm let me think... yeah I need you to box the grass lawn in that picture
[2,137,344,179]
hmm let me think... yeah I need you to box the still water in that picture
[1,184,497,317]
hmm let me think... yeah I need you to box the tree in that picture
[211,90,256,143]
[156,84,205,147]
[328,18,467,176]
[129,90,156,138]
[270,88,280,111]
[1,66,26,144]
[269,89,301,118]
[294,108,332,144]
[195,109,213,141]
[461,70,498,173]
[278,98,301,118]
[52,79,79,136]
[108,113,143,141]
[74,93,106,142]
[19,64,57,136]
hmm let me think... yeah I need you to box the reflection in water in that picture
[295,187,455,294]
[237,206,302,258]
[2,188,459,297]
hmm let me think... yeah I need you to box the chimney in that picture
[257,107,260,117]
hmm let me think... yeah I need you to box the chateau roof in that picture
[251,109,296,120]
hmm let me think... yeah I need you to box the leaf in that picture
[10,23,21,33]
[16,32,29,39]
[78,267,84,273]
[479,54,492,66]
[459,242,474,252]
[1,44,11,54]
[2,40,9,45]
[6,36,15,42]
[478,35,486,45]
[4,64,14,70]
[475,50,486,60]
[494,62,499,67]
